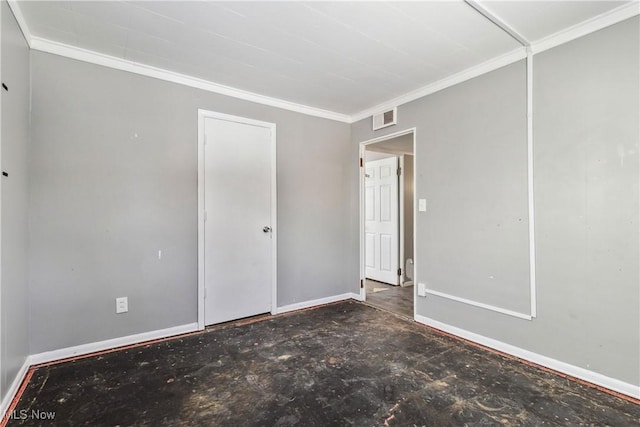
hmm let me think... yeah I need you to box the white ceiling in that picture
[14,1,634,118]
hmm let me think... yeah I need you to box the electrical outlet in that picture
[417,283,427,297]
[418,199,427,212]
[116,297,128,314]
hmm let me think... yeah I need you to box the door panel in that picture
[380,185,392,221]
[365,233,376,268]
[204,117,272,325]
[364,156,399,285]
[380,164,393,178]
[381,234,392,271]
[365,187,375,221]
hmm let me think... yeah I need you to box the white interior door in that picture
[203,116,273,325]
[365,156,399,285]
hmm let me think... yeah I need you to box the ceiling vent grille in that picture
[372,107,397,131]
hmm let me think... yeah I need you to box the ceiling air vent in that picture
[372,107,397,131]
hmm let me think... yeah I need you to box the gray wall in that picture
[29,51,355,354]
[1,0,30,400]
[364,60,532,314]
[352,17,639,386]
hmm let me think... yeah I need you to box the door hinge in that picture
[360,157,363,167]
[397,268,402,276]
[360,279,364,289]
[204,211,207,222]
[397,167,402,176]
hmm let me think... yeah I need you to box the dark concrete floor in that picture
[366,279,413,318]
[8,301,639,426]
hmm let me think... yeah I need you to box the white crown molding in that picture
[8,0,639,124]
[6,0,32,48]
[29,37,351,123]
[350,47,527,123]
[351,2,639,123]
[531,2,640,54]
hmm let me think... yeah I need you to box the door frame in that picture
[197,109,277,330]
[359,128,417,317]
[398,154,406,285]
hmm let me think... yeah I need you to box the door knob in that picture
[263,226,272,233]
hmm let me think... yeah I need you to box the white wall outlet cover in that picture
[417,283,427,297]
[116,297,128,314]
[418,199,427,212]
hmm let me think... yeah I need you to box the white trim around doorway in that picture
[358,128,417,319]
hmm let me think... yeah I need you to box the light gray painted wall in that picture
[1,0,30,399]
[531,17,639,385]
[361,61,532,314]
[352,18,639,386]
[29,51,355,354]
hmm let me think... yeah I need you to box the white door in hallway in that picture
[365,156,399,285]
[203,115,274,325]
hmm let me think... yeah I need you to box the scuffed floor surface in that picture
[8,301,640,426]
[366,279,413,318]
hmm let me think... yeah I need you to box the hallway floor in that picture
[7,301,639,426]
[365,279,413,318]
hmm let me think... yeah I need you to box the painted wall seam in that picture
[526,49,537,318]
[196,110,206,331]
[467,0,538,320]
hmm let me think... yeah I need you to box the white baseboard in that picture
[29,323,199,366]
[9,308,635,422]
[0,295,358,421]
[349,291,365,302]
[415,314,640,400]
[276,292,360,314]
[0,357,31,421]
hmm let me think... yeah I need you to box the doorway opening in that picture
[360,129,416,319]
